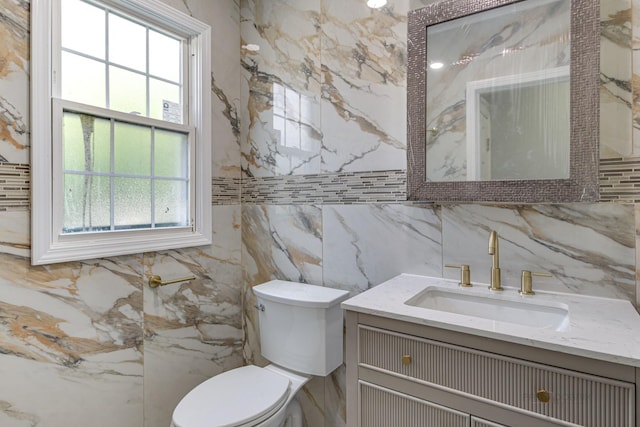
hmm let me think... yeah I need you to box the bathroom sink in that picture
[405,286,570,331]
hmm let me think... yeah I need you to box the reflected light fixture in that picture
[242,44,260,52]
[429,61,444,70]
[367,0,387,8]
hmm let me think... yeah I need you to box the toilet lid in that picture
[172,365,291,427]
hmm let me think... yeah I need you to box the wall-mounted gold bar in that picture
[148,274,196,288]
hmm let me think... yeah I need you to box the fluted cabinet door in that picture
[359,325,635,426]
[360,381,469,427]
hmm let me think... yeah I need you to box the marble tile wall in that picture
[601,0,632,157]
[1,0,639,427]
[240,0,323,177]
[0,1,243,426]
[320,0,409,172]
[240,1,640,427]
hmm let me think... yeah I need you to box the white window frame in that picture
[31,0,212,265]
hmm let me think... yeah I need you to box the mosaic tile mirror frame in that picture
[407,0,600,203]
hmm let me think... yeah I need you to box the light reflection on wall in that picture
[272,83,316,173]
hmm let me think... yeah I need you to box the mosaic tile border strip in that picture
[212,177,241,205]
[0,160,635,209]
[599,158,640,203]
[0,162,29,211]
[241,170,407,204]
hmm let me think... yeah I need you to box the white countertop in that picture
[341,274,640,367]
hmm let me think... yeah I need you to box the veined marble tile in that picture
[240,204,324,426]
[142,245,242,332]
[0,210,29,257]
[240,0,322,177]
[143,244,243,426]
[0,253,143,426]
[143,326,243,427]
[0,254,143,365]
[1,349,143,427]
[323,204,442,296]
[142,207,243,426]
[241,204,322,366]
[442,204,636,302]
[409,0,437,9]
[325,364,347,427]
[635,204,640,308]
[197,0,243,178]
[632,0,640,154]
[0,0,29,163]
[241,204,323,287]
[143,206,242,325]
[601,0,633,157]
[320,0,409,173]
[158,0,241,177]
[203,0,242,178]
[300,375,326,427]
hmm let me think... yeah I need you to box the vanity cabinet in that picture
[345,312,639,427]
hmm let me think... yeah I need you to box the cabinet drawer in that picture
[359,325,635,426]
[360,381,469,427]
[471,417,507,427]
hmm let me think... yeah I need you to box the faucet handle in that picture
[520,270,552,296]
[445,264,472,287]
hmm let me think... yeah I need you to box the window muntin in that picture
[57,0,190,235]
[31,0,211,265]
[59,0,184,124]
[60,109,190,233]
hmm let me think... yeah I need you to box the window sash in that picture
[31,0,212,265]
[52,98,195,239]
[56,0,189,123]
[53,98,194,235]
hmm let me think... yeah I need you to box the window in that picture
[31,0,211,264]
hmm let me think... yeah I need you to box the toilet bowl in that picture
[171,280,350,427]
[171,365,307,427]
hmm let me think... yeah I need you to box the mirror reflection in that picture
[425,0,570,182]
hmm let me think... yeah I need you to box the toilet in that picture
[171,280,350,427]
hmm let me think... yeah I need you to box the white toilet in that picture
[171,280,350,427]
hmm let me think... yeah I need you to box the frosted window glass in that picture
[108,13,146,72]
[149,79,181,123]
[109,66,147,116]
[63,174,111,232]
[114,122,151,175]
[149,30,181,82]
[114,178,151,228]
[61,0,105,59]
[63,112,111,173]
[61,52,106,108]
[155,130,188,177]
[155,180,188,227]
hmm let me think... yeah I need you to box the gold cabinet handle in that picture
[536,389,551,403]
[149,274,195,288]
[444,264,472,287]
[401,355,412,365]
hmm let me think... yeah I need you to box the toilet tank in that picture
[253,280,350,376]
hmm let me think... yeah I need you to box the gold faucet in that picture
[488,230,502,291]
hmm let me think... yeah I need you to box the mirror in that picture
[407,0,599,202]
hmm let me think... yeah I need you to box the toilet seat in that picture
[172,365,291,427]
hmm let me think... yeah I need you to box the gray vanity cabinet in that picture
[360,382,470,426]
[345,312,639,427]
